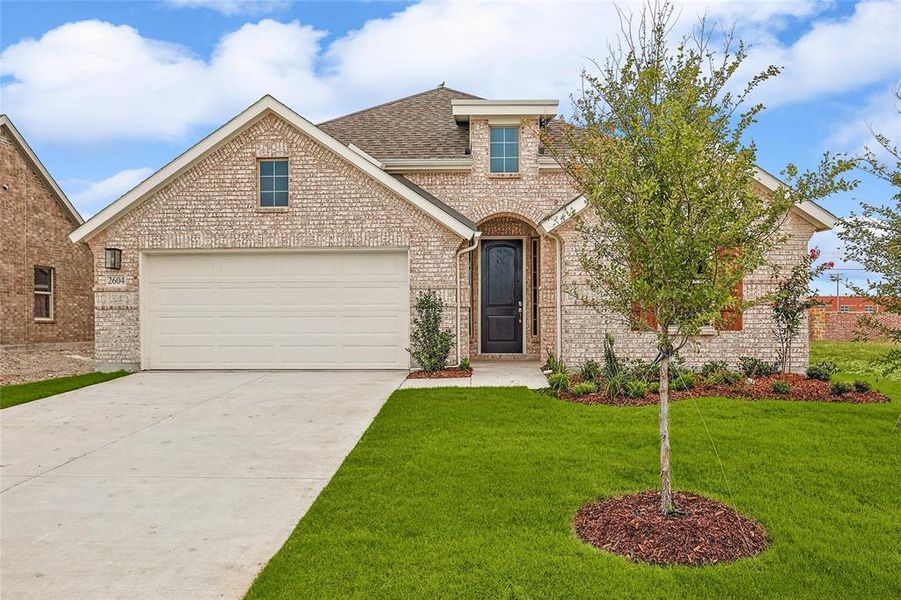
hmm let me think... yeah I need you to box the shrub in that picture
[739,356,779,378]
[831,381,854,396]
[700,360,729,377]
[624,379,648,399]
[771,379,791,395]
[671,371,695,391]
[459,357,471,371]
[407,290,454,372]
[705,368,742,386]
[648,381,660,393]
[624,359,658,383]
[806,361,837,381]
[578,359,602,383]
[602,333,622,378]
[545,351,567,375]
[572,381,598,397]
[602,372,628,396]
[548,372,570,392]
[853,380,871,393]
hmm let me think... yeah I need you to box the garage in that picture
[141,250,410,370]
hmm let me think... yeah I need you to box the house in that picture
[814,295,881,314]
[67,87,836,372]
[1,115,94,348]
[809,296,898,342]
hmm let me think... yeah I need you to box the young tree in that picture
[771,248,834,373]
[544,2,854,514]
[838,91,901,374]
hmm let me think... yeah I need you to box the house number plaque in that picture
[106,275,127,286]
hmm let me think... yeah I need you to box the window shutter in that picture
[631,303,657,331]
[718,280,743,331]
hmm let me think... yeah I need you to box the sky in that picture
[1,0,899,294]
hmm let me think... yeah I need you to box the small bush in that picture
[648,381,660,393]
[572,381,598,397]
[459,357,471,371]
[548,372,570,392]
[671,371,695,391]
[578,359,602,383]
[603,372,628,396]
[624,379,648,399]
[771,380,791,395]
[806,361,837,381]
[830,381,853,396]
[624,359,658,383]
[700,360,729,377]
[739,356,779,378]
[407,290,454,372]
[705,368,742,386]
[853,380,871,393]
[602,333,622,378]
[545,351,567,375]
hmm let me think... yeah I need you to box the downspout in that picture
[456,233,481,366]
[548,231,563,359]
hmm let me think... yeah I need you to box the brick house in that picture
[809,296,898,342]
[67,88,836,372]
[1,115,94,347]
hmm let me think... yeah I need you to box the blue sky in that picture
[2,0,899,293]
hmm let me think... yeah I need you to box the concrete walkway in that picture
[0,370,405,600]
[400,360,547,389]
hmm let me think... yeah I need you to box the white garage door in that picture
[141,250,409,370]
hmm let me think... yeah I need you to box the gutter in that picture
[548,231,563,359]
[455,233,481,366]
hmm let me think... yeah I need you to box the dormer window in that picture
[259,159,288,207]
[489,127,519,173]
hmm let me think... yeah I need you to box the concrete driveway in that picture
[1,370,404,599]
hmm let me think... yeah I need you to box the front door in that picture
[481,239,523,353]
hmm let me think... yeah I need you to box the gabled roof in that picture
[319,86,479,160]
[69,95,479,243]
[538,167,838,234]
[1,115,83,226]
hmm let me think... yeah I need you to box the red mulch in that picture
[559,373,889,406]
[407,367,473,379]
[574,491,768,565]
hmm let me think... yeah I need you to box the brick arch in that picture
[468,200,546,226]
[476,212,540,237]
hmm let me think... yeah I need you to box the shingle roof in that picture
[318,87,480,160]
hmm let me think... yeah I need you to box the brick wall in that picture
[809,306,901,341]
[1,128,93,346]
[87,113,463,367]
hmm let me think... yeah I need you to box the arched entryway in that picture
[468,214,554,359]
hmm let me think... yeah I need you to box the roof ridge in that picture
[318,86,482,126]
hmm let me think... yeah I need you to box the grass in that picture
[811,340,900,381]
[0,371,130,409]
[247,366,900,597]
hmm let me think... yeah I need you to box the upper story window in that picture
[839,305,850,313]
[865,305,874,313]
[259,159,288,207]
[489,127,519,173]
[34,266,54,321]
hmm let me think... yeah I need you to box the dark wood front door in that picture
[481,239,523,353]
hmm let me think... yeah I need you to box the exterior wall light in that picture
[104,248,122,270]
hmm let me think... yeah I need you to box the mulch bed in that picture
[407,367,473,379]
[558,373,889,406]
[573,491,768,565]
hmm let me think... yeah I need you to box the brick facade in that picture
[81,110,821,372]
[809,306,901,342]
[1,127,93,346]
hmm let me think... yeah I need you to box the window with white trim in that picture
[489,127,519,173]
[259,159,288,207]
[839,305,850,313]
[865,305,874,313]
[34,266,53,321]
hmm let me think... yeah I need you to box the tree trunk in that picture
[659,354,674,515]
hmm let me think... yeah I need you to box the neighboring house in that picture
[1,115,94,347]
[809,296,897,342]
[68,87,835,372]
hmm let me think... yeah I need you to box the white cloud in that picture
[165,0,289,16]
[1,0,898,143]
[69,167,154,216]
[826,85,901,155]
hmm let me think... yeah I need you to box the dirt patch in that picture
[574,491,768,565]
[407,367,473,379]
[0,343,95,385]
[558,373,889,406]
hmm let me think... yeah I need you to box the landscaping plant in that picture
[670,371,695,391]
[572,382,598,397]
[624,380,648,399]
[806,361,838,382]
[831,381,854,396]
[738,356,780,378]
[548,372,570,393]
[771,380,791,395]
[853,380,871,393]
[543,1,854,513]
[771,248,834,373]
[545,351,568,375]
[578,359,602,383]
[700,361,729,378]
[407,290,455,372]
[459,357,471,371]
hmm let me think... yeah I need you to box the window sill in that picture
[34,318,55,324]
[254,206,290,213]
[488,172,521,179]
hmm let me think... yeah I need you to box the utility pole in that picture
[829,273,842,311]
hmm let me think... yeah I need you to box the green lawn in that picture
[0,371,130,409]
[248,367,900,598]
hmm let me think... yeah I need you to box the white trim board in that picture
[1,115,83,226]
[69,95,479,243]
